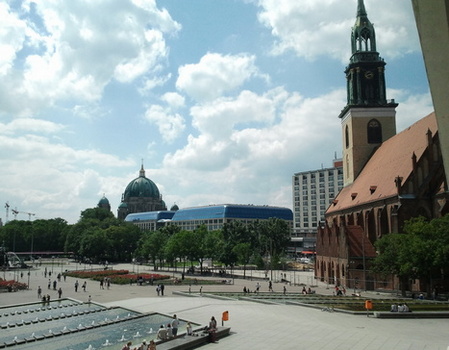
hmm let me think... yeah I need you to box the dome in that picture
[123,165,161,200]
[98,196,110,206]
[118,202,128,208]
[170,203,179,211]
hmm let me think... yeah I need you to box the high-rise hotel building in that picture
[292,159,344,238]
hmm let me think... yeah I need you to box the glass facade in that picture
[125,205,293,232]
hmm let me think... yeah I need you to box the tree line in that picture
[0,207,291,274]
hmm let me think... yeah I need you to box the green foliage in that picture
[373,215,449,293]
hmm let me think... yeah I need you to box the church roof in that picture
[327,112,438,213]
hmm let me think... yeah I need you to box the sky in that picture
[0,0,433,224]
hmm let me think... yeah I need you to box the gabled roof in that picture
[327,112,438,213]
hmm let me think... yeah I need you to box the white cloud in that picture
[143,104,185,143]
[176,53,260,102]
[161,92,185,109]
[0,2,28,76]
[0,0,180,116]
[255,0,420,62]
[0,118,65,135]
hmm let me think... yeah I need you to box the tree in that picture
[372,215,449,295]
[232,242,252,278]
[140,230,168,270]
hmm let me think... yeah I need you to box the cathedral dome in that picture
[98,196,110,206]
[98,195,111,211]
[123,165,161,200]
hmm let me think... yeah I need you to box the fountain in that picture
[133,331,141,338]
[119,335,127,342]
[148,327,153,334]
[101,339,112,346]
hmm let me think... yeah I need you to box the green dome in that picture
[118,202,128,208]
[98,196,110,206]
[123,165,161,200]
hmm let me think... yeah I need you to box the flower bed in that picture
[0,279,28,292]
[64,269,130,279]
[64,269,170,285]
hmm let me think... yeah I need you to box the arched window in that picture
[367,119,382,143]
[345,125,349,148]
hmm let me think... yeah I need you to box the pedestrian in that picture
[48,279,51,289]
[88,295,92,303]
[171,314,179,337]
[148,340,156,350]
[37,286,42,299]
[100,280,104,289]
[283,286,287,295]
[53,280,57,290]
[58,287,62,298]
[75,280,79,292]
[156,284,160,296]
[268,280,273,292]
[82,281,87,292]
[160,283,165,296]
[107,278,110,289]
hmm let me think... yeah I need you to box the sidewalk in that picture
[1,263,448,349]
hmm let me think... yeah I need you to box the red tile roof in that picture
[327,112,438,213]
[346,225,377,258]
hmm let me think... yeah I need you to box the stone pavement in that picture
[1,263,449,349]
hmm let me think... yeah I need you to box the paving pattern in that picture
[2,263,449,350]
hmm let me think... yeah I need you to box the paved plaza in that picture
[1,262,449,349]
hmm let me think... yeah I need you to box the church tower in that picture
[339,0,398,186]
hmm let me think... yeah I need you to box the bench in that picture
[157,327,231,350]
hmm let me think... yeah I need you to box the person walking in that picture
[37,286,42,299]
[58,287,62,298]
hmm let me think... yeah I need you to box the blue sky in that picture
[0,0,433,224]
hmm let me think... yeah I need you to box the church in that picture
[117,165,167,220]
[315,0,448,292]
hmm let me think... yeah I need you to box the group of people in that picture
[99,277,111,289]
[334,285,346,296]
[390,303,411,312]
[156,314,179,340]
[37,284,63,300]
[121,339,156,350]
[155,283,165,296]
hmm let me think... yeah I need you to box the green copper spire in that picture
[357,0,367,17]
[352,0,376,53]
[338,0,398,113]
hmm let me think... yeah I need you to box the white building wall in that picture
[293,160,343,236]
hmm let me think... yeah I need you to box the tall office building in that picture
[292,159,343,238]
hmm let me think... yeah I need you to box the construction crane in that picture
[11,209,35,221]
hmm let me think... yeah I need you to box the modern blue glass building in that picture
[124,204,293,232]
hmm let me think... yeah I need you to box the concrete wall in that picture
[412,0,449,185]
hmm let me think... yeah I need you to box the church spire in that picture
[352,0,376,53]
[357,0,367,17]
